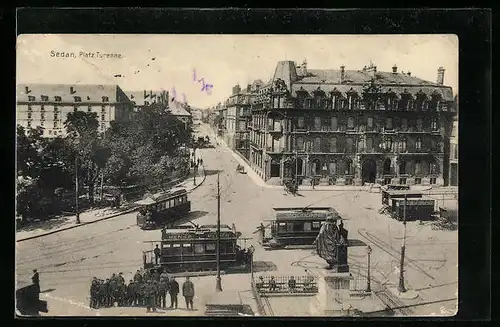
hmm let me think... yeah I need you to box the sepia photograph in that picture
[16,34,459,317]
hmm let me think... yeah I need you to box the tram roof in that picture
[163,225,234,234]
[383,190,423,195]
[134,187,187,205]
[272,207,343,221]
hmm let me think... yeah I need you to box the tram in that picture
[135,187,191,230]
[257,207,346,250]
[381,189,423,206]
[142,224,252,273]
[391,198,435,221]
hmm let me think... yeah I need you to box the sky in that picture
[17,34,458,109]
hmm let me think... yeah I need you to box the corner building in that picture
[249,61,457,186]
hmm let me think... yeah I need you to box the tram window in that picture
[312,222,321,230]
[194,243,205,254]
[286,223,294,232]
[172,243,181,248]
[206,243,216,253]
[278,223,287,233]
[182,243,193,254]
[304,222,312,231]
[293,222,303,231]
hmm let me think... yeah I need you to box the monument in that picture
[312,216,355,316]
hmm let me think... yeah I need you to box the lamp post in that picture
[215,172,222,292]
[398,194,408,293]
[192,143,197,186]
[366,245,372,293]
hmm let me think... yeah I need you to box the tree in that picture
[64,111,109,204]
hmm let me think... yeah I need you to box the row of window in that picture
[27,105,109,112]
[293,136,431,153]
[150,195,188,212]
[291,92,444,111]
[26,120,107,131]
[273,221,323,233]
[27,95,110,103]
[161,241,234,255]
[26,112,107,121]
[293,116,439,132]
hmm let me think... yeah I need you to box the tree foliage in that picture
[16,104,192,221]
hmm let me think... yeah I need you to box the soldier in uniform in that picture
[104,278,112,307]
[157,277,168,309]
[153,268,161,282]
[139,279,147,307]
[160,269,169,282]
[89,277,98,308]
[109,275,118,307]
[133,270,143,284]
[154,245,161,265]
[145,280,156,313]
[168,277,179,309]
[118,272,125,284]
[32,269,40,293]
[127,280,135,307]
[182,277,195,310]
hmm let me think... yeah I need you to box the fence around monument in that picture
[253,275,319,295]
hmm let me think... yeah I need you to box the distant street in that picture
[16,123,457,316]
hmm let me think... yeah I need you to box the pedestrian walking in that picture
[153,245,161,265]
[182,277,195,310]
[168,277,179,309]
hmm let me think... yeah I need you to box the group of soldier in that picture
[89,269,195,312]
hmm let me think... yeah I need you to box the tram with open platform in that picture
[135,187,191,230]
[142,224,252,273]
[257,207,347,250]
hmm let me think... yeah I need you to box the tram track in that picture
[357,229,436,281]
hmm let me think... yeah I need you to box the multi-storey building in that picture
[249,60,457,186]
[125,90,169,111]
[449,96,458,186]
[17,84,133,137]
[167,99,192,127]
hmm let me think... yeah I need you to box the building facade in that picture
[449,100,458,186]
[249,61,457,186]
[17,84,133,137]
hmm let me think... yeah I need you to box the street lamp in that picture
[366,245,372,293]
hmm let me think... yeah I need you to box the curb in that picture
[16,206,139,243]
[16,159,207,243]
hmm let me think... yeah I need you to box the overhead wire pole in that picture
[215,172,223,292]
[398,193,408,293]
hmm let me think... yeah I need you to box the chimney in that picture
[437,67,445,85]
[25,86,30,94]
[144,90,148,99]
[70,86,75,94]
[392,65,397,73]
[150,90,153,98]
[340,65,345,82]
[407,71,411,76]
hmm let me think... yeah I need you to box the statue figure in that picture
[313,216,349,271]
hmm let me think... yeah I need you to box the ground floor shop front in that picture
[249,150,445,187]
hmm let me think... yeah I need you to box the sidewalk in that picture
[16,166,206,242]
[211,129,456,193]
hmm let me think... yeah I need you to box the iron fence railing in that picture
[254,275,318,295]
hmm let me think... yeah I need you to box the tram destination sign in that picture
[163,231,236,241]
[395,199,435,206]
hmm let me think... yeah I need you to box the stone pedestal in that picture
[319,178,330,186]
[312,271,354,316]
[406,177,415,185]
[390,178,399,185]
[336,178,346,186]
[421,177,431,186]
[353,178,363,186]
[436,177,444,186]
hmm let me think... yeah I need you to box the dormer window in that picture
[28,96,36,102]
[41,95,49,102]
[102,96,109,103]
[415,91,428,111]
[54,96,62,102]
[74,96,82,102]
